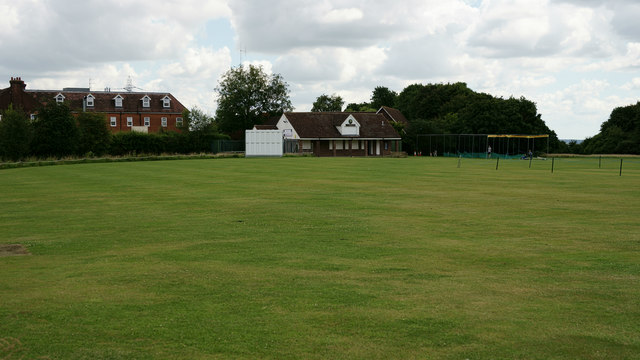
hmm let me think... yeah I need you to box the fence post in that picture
[551,157,555,173]
[599,155,602,169]
[529,155,532,169]
[496,157,499,170]
[620,158,623,176]
[457,156,461,168]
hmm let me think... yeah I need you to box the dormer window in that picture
[338,115,360,136]
[114,94,123,107]
[86,94,94,107]
[55,93,65,103]
[141,95,150,108]
[162,95,171,108]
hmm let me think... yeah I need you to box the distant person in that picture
[434,150,437,157]
[487,146,492,158]
[528,149,533,159]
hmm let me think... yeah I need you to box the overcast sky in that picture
[2,0,639,139]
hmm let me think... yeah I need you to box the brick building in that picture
[0,77,186,133]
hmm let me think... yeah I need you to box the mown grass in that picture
[1,157,639,359]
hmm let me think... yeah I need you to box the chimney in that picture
[9,77,26,107]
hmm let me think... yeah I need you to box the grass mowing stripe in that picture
[1,157,638,359]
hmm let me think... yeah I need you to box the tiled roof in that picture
[0,80,40,112]
[378,106,409,125]
[25,90,185,114]
[283,112,401,139]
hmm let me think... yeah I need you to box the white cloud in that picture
[320,8,364,23]
[0,0,230,73]
[2,0,639,139]
[622,77,640,90]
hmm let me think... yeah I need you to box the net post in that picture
[620,158,623,176]
[551,157,555,173]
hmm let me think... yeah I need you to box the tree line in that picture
[0,103,227,162]
[3,64,637,160]
[569,102,640,154]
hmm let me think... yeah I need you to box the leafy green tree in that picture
[31,102,79,158]
[344,102,376,112]
[395,82,563,152]
[215,64,293,139]
[182,107,228,152]
[183,107,215,133]
[581,102,640,154]
[0,105,31,161]
[370,86,397,109]
[311,94,344,112]
[77,112,111,156]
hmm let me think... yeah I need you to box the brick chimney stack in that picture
[9,77,26,109]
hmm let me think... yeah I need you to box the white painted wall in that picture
[276,114,300,139]
[245,130,283,157]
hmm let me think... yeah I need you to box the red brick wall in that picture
[104,112,183,133]
[313,140,393,157]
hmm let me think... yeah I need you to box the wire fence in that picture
[421,155,640,176]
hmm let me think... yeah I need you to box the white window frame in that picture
[110,117,117,127]
[176,117,183,127]
[162,96,171,108]
[127,116,133,127]
[86,94,94,107]
[114,95,123,107]
[161,117,167,127]
[30,114,37,120]
[142,95,150,108]
[55,93,65,103]
[144,117,150,127]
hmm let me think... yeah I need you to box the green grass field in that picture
[1,157,639,359]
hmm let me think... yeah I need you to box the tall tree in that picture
[31,102,79,158]
[0,105,31,161]
[183,106,215,133]
[311,93,344,112]
[370,86,397,109]
[581,102,640,154]
[77,112,111,156]
[215,64,293,139]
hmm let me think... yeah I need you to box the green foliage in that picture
[109,130,228,156]
[183,106,215,133]
[344,102,376,112]
[370,86,397,109]
[77,112,111,156]
[31,102,79,158]
[581,102,640,154]
[215,64,293,139]
[395,82,562,153]
[0,105,31,161]
[311,93,344,112]
[182,107,228,151]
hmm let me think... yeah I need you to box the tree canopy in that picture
[215,64,293,139]
[580,102,640,154]
[0,105,31,161]
[311,94,344,112]
[370,86,397,109]
[77,112,111,156]
[392,82,562,152]
[31,102,79,158]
